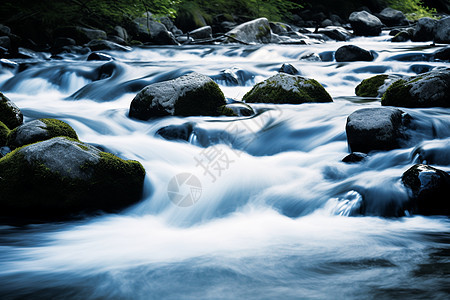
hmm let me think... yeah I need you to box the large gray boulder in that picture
[434,17,450,44]
[377,8,408,27]
[132,17,179,45]
[242,73,332,104]
[349,11,384,36]
[76,27,107,41]
[412,17,438,42]
[225,18,272,44]
[0,92,23,129]
[335,45,374,62]
[189,26,212,39]
[7,118,78,149]
[381,68,450,108]
[402,164,450,215]
[346,107,411,153]
[129,72,226,119]
[0,137,146,223]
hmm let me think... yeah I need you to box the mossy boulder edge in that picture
[243,73,332,104]
[0,92,23,129]
[0,121,9,147]
[381,68,450,108]
[0,137,146,224]
[8,118,78,149]
[355,74,401,97]
[129,72,226,120]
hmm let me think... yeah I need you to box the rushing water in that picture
[0,33,449,299]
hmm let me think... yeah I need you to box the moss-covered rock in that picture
[243,73,332,104]
[355,74,401,97]
[8,118,78,149]
[0,92,23,129]
[0,137,145,224]
[129,72,226,120]
[0,121,9,146]
[402,164,450,216]
[381,68,450,108]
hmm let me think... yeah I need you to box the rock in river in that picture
[355,74,401,97]
[381,68,450,108]
[129,72,226,119]
[335,45,374,62]
[243,73,332,104]
[7,118,78,149]
[402,164,450,216]
[225,18,272,44]
[0,92,23,129]
[349,11,383,36]
[0,137,146,223]
[346,107,411,153]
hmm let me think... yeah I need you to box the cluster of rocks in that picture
[128,70,333,120]
[1,6,449,61]
[0,92,146,224]
[343,67,450,216]
[128,66,449,217]
[390,16,450,43]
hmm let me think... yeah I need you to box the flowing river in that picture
[0,33,449,299]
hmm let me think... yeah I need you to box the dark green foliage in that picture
[355,75,389,97]
[174,81,226,116]
[386,0,437,20]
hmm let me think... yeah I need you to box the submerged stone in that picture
[242,73,332,104]
[0,137,146,223]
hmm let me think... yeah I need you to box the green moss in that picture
[0,138,146,223]
[8,118,78,149]
[256,24,271,40]
[355,75,389,97]
[174,80,226,116]
[41,118,78,140]
[243,75,332,104]
[0,121,9,147]
[381,79,415,107]
[218,105,237,116]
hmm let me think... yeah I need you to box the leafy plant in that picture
[386,0,437,20]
